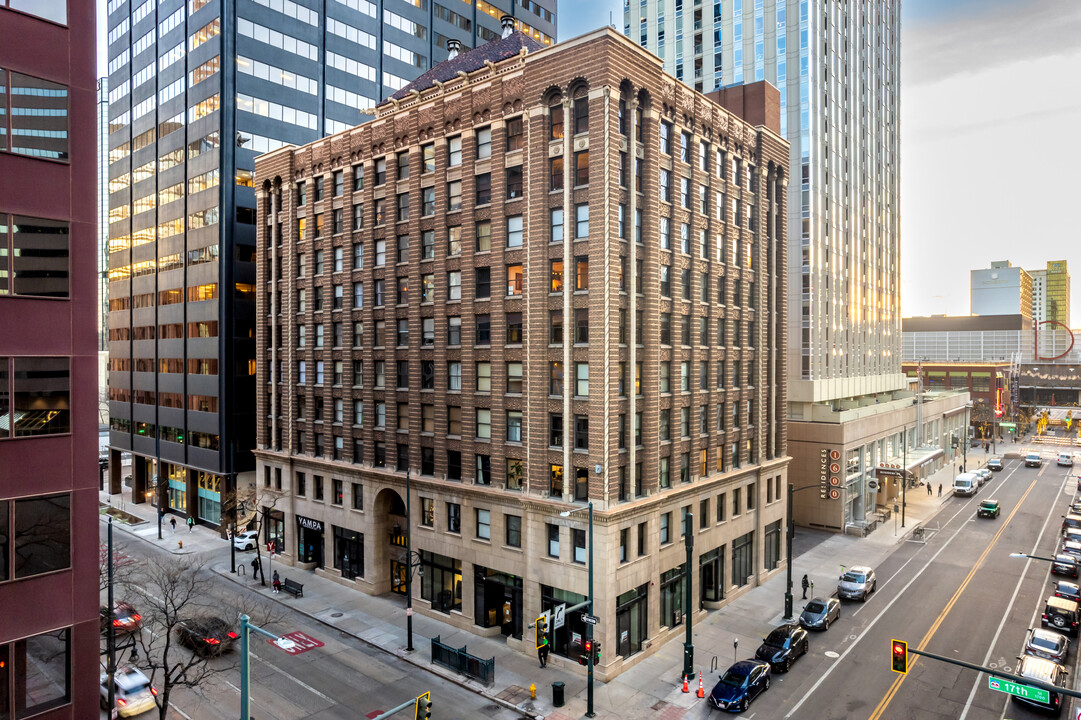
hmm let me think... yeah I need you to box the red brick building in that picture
[253,27,789,678]
[0,1,100,716]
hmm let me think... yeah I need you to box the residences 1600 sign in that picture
[819,449,841,501]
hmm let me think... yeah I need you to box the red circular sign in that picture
[829,489,840,500]
[830,450,841,460]
[830,463,840,474]
[829,476,840,486]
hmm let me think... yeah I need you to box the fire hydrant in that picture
[178,540,183,549]
[529,683,536,700]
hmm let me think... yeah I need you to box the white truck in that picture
[952,472,978,497]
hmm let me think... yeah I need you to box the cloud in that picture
[903,0,1081,86]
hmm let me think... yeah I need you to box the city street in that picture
[98,525,527,720]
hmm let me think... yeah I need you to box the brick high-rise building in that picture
[103,0,555,531]
[254,25,789,678]
[0,1,100,716]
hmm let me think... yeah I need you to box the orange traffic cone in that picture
[681,674,690,693]
[697,671,705,698]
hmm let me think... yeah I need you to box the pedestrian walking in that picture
[186,516,194,533]
[927,482,932,496]
[938,483,942,497]
[169,517,176,533]
[251,557,261,580]
[272,571,281,594]
[801,574,810,599]
[538,634,550,668]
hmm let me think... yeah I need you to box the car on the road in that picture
[976,499,1000,519]
[1042,596,1081,637]
[1069,499,1081,515]
[754,623,809,673]
[1064,528,1081,546]
[232,530,260,551]
[175,617,239,657]
[1053,580,1081,604]
[987,457,1004,471]
[837,566,877,601]
[100,602,142,635]
[1024,627,1070,664]
[708,659,771,713]
[1062,515,1081,536]
[1026,452,1043,468]
[100,667,158,717]
[1062,540,1081,560]
[975,468,992,486]
[1051,555,1079,579]
[799,597,841,631]
[1013,655,1068,715]
[952,473,978,497]
[1059,452,1074,467]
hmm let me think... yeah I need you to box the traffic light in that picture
[414,691,432,720]
[891,639,908,674]
[578,640,601,665]
[535,617,548,649]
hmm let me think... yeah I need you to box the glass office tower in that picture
[625,0,902,408]
[105,0,556,528]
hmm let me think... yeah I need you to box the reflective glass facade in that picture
[105,0,556,518]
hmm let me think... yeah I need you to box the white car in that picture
[232,530,259,551]
[100,667,157,717]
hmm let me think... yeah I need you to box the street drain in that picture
[331,612,344,617]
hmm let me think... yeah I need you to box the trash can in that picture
[552,681,565,707]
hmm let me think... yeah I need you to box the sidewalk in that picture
[97,463,970,720]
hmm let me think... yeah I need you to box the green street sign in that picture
[987,676,1049,704]
[999,423,1017,430]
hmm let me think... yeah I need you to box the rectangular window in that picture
[550,156,563,190]
[0,215,69,298]
[476,127,492,158]
[447,271,461,301]
[421,497,434,526]
[575,362,589,397]
[447,502,461,533]
[506,166,523,199]
[573,97,588,134]
[549,413,563,447]
[575,204,589,238]
[550,208,564,243]
[506,264,523,296]
[476,314,491,344]
[476,361,492,391]
[475,508,491,540]
[447,180,462,211]
[660,512,671,544]
[505,514,522,547]
[547,524,560,557]
[421,143,435,173]
[507,215,524,247]
[506,116,524,151]
[506,411,523,443]
[575,256,589,291]
[506,313,523,344]
[448,136,462,166]
[574,150,589,185]
[574,415,589,450]
[476,220,491,252]
[2,71,69,161]
[475,267,491,299]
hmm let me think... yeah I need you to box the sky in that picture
[97,0,1081,319]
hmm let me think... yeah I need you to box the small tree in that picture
[121,557,280,720]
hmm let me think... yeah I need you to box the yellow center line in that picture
[867,475,1040,720]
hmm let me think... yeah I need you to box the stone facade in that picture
[253,27,789,680]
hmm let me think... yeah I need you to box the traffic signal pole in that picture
[898,645,1081,701]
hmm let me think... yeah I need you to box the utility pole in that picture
[405,468,414,652]
[682,511,694,680]
[106,518,116,713]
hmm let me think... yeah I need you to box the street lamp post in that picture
[784,483,824,620]
[682,512,694,680]
[239,614,297,719]
[902,425,908,529]
[405,469,414,652]
[560,503,594,718]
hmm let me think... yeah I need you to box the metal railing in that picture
[431,635,495,686]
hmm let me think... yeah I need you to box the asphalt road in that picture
[684,456,1079,720]
[98,525,526,720]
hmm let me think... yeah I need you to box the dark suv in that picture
[1042,596,1081,637]
[1012,655,1068,715]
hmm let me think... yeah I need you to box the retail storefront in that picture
[296,515,324,568]
[473,566,522,639]
[420,551,461,613]
[263,507,284,553]
[659,564,685,629]
[333,525,363,580]
[540,585,587,660]
[195,471,221,525]
[699,546,725,606]
[165,462,186,512]
[615,583,648,659]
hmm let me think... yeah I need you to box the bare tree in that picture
[121,557,280,720]
[99,541,137,593]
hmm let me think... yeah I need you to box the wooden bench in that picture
[282,578,304,598]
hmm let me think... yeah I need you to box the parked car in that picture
[175,617,239,657]
[1012,655,1068,715]
[232,530,260,551]
[1026,452,1043,468]
[1059,452,1075,467]
[1062,541,1081,560]
[1025,627,1070,664]
[976,499,1000,519]
[1042,596,1081,637]
[1064,528,1081,546]
[976,468,992,486]
[837,566,877,601]
[1051,555,1079,579]
[1053,580,1081,603]
[100,602,142,635]
[987,457,1004,471]
[100,667,158,717]
[1062,515,1081,536]
[708,659,771,713]
[1068,499,1081,515]
[754,623,809,672]
[799,597,841,631]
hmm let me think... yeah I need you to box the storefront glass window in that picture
[420,551,461,613]
[474,566,523,638]
[332,525,363,580]
[616,583,648,658]
[732,531,754,587]
[540,585,587,660]
[659,565,685,628]
[764,521,781,570]
[699,546,725,604]
[196,471,221,525]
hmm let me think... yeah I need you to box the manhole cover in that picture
[331,612,344,618]
[824,651,840,659]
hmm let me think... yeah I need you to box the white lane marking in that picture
[169,702,193,719]
[956,472,1066,720]
[220,651,336,704]
[783,462,1024,719]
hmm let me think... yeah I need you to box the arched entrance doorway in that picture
[371,488,407,596]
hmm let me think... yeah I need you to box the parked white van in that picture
[953,472,979,497]
[1059,453,1074,467]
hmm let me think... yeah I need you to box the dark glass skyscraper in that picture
[105,0,556,528]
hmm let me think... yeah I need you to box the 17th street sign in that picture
[988,676,1050,704]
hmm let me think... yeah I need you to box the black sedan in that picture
[799,597,841,631]
[1052,554,1079,579]
[708,659,771,713]
[1053,581,1081,603]
[175,617,239,657]
[755,623,809,672]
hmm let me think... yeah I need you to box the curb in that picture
[101,512,202,555]
[210,564,544,720]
